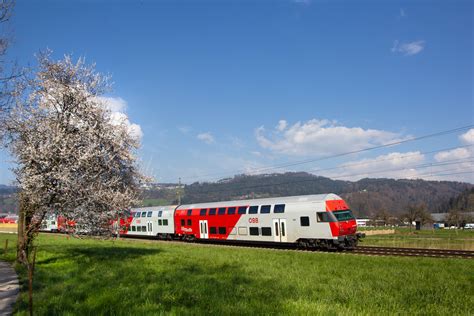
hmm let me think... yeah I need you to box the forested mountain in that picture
[142,172,473,217]
[2,173,472,216]
[444,188,474,212]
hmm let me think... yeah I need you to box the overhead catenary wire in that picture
[180,124,474,183]
[181,157,474,195]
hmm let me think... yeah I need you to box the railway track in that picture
[353,246,474,259]
[39,232,474,259]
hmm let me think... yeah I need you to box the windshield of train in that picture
[333,210,355,221]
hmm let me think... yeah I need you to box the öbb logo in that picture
[248,218,258,224]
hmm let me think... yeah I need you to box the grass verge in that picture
[0,233,473,315]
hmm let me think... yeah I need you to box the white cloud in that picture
[460,129,474,144]
[96,96,143,141]
[277,120,288,132]
[178,126,191,134]
[434,130,474,162]
[99,96,127,112]
[320,151,426,181]
[391,40,425,56]
[256,119,402,157]
[197,132,215,144]
[434,148,471,162]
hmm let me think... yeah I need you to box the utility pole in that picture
[177,177,182,205]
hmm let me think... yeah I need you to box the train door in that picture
[199,220,208,239]
[147,221,153,236]
[273,219,287,242]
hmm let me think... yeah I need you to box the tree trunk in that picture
[17,197,28,266]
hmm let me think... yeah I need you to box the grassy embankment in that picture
[362,228,474,250]
[0,233,472,315]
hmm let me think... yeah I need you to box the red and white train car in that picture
[125,194,362,249]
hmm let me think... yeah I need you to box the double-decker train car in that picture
[123,194,362,250]
[127,205,176,238]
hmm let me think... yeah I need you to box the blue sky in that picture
[1,0,473,184]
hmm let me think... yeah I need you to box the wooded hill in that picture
[142,172,473,217]
[2,173,473,217]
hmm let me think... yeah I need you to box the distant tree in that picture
[445,209,462,228]
[402,204,431,230]
[374,208,390,226]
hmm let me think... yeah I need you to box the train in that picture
[42,193,364,250]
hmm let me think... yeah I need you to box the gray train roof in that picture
[132,205,178,212]
[177,194,341,210]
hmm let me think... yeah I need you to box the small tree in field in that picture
[2,53,147,314]
[403,203,432,230]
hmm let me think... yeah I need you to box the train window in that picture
[187,209,192,216]
[131,226,136,232]
[147,211,152,217]
[260,205,271,214]
[300,216,310,226]
[209,208,217,215]
[249,206,258,214]
[142,226,146,232]
[238,206,247,214]
[137,226,141,232]
[281,222,286,236]
[261,227,272,236]
[218,208,226,215]
[158,211,162,217]
[333,210,355,221]
[163,219,168,226]
[141,212,147,217]
[249,227,259,236]
[200,209,207,216]
[187,219,192,226]
[158,219,162,226]
[227,207,236,215]
[238,227,247,235]
[135,212,140,218]
[274,204,285,213]
[210,227,217,234]
[317,212,333,222]
[181,219,185,226]
[218,227,226,235]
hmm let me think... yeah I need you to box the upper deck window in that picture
[249,206,258,214]
[218,208,226,215]
[134,212,140,218]
[238,206,247,214]
[141,212,147,217]
[227,207,236,215]
[209,208,217,215]
[147,211,152,217]
[274,204,285,213]
[200,209,207,216]
[333,210,355,221]
[260,205,271,214]
[187,209,192,216]
[158,211,162,217]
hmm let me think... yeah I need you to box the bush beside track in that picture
[1,233,473,315]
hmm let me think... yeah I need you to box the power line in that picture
[182,157,474,195]
[180,124,474,182]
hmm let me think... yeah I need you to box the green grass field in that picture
[362,228,474,250]
[1,233,473,315]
